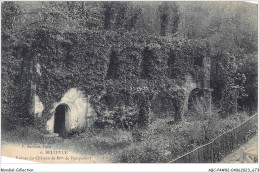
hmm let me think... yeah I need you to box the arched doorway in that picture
[188,88,204,110]
[54,104,70,138]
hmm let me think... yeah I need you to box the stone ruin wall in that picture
[32,56,212,133]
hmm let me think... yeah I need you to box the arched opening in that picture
[141,47,155,79]
[194,56,203,67]
[54,104,70,138]
[188,88,204,111]
[106,50,119,79]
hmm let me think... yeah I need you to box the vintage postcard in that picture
[1,1,258,172]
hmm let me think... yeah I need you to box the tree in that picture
[114,2,128,30]
[102,2,143,31]
[126,3,143,31]
[2,2,34,128]
[171,3,180,35]
[103,2,115,30]
[237,53,257,114]
[158,2,180,36]
[217,52,246,117]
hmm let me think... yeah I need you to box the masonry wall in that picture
[31,30,211,132]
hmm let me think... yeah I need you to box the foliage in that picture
[1,1,257,131]
[186,89,211,119]
[141,43,168,79]
[102,2,143,31]
[1,2,257,165]
[211,52,247,117]
[2,2,36,128]
[158,2,180,36]
[67,128,133,154]
[1,126,63,144]
[103,2,115,29]
[178,2,257,114]
[2,2,21,31]
[115,110,251,163]
[28,28,208,127]
[236,53,257,113]
[119,145,165,163]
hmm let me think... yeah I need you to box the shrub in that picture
[94,116,115,129]
[118,145,166,163]
[67,127,87,138]
[75,128,133,153]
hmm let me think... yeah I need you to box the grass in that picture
[112,110,252,163]
[1,109,255,163]
[67,128,133,155]
[1,126,64,145]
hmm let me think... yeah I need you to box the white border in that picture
[0,0,259,172]
[0,159,259,173]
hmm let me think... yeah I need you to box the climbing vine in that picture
[4,24,211,129]
[217,52,247,117]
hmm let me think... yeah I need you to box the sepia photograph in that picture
[1,0,258,171]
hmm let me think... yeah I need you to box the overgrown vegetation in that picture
[1,1,257,163]
[2,110,254,163]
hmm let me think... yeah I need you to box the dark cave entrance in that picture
[54,104,70,138]
[188,88,204,110]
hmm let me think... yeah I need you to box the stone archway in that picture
[188,88,204,110]
[46,88,98,133]
[54,104,70,138]
[187,87,213,116]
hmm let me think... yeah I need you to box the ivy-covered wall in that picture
[29,28,211,131]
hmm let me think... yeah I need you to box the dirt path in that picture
[1,141,108,163]
[220,134,258,163]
